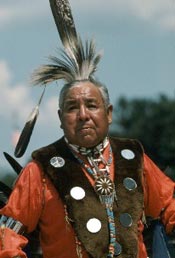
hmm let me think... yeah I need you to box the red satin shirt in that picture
[0,154,175,258]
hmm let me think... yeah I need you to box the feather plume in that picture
[49,0,77,49]
[14,87,46,158]
[19,0,103,155]
[32,38,102,85]
[3,152,22,174]
[31,0,102,86]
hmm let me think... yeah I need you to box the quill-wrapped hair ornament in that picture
[14,0,102,157]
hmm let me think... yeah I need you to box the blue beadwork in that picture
[69,143,121,257]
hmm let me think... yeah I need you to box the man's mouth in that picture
[80,127,90,131]
[78,127,93,134]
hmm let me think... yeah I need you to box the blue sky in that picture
[0,0,175,176]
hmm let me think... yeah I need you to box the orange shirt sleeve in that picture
[0,161,44,256]
[0,228,28,258]
[0,161,44,232]
[143,154,175,233]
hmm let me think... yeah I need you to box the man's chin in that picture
[76,135,100,148]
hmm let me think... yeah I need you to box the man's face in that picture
[58,82,113,148]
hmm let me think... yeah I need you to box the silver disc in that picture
[114,242,122,256]
[123,177,137,191]
[121,149,135,160]
[119,213,133,228]
[70,186,85,200]
[50,156,65,168]
[86,218,102,233]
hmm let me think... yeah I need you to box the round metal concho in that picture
[119,213,133,228]
[123,177,137,191]
[114,242,122,256]
[70,186,85,200]
[50,156,65,168]
[121,149,135,160]
[107,242,122,257]
[86,218,102,233]
[94,176,114,196]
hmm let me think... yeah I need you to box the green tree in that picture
[110,94,175,179]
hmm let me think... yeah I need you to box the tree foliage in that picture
[110,94,175,178]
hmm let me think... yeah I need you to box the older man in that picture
[1,0,175,257]
[0,79,175,258]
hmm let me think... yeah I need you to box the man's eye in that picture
[66,105,78,112]
[88,104,97,109]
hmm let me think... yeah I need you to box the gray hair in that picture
[58,79,110,110]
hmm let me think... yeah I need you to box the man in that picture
[0,79,175,258]
[0,0,175,257]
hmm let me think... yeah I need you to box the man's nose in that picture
[78,105,89,120]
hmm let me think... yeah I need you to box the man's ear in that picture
[107,104,113,125]
[58,109,63,129]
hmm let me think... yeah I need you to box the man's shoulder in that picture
[109,136,143,146]
[31,137,65,160]
[109,136,144,154]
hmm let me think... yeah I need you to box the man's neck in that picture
[64,136,109,156]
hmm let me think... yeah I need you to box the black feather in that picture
[0,182,12,197]
[3,152,22,174]
[14,106,39,158]
[0,182,12,207]
[14,87,46,158]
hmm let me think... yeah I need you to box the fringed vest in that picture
[32,137,144,258]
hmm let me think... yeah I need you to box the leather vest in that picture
[32,137,144,258]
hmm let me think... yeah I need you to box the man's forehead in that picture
[64,84,102,101]
[64,96,99,103]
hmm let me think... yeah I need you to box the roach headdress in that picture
[14,0,102,158]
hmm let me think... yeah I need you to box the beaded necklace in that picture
[66,137,121,257]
